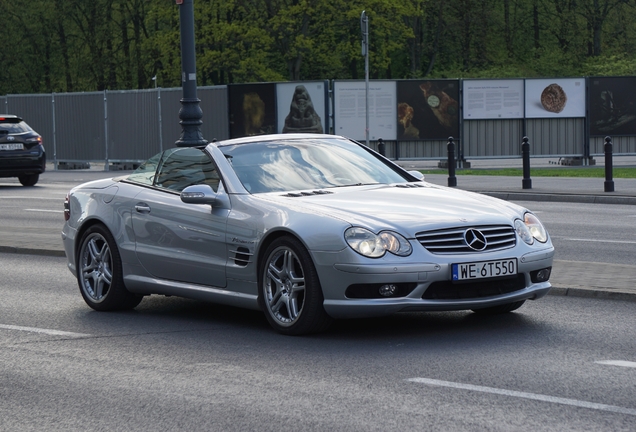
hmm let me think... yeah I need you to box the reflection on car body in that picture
[62,134,554,335]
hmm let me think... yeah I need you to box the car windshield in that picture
[221,137,409,193]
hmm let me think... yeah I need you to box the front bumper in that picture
[312,246,554,319]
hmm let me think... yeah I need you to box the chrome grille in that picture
[416,225,516,254]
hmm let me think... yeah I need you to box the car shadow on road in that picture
[325,307,549,342]
[72,294,550,344]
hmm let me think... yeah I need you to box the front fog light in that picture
[531,267,552,283]
[379,284,397,297]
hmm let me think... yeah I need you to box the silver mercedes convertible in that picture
[62,134,554,335]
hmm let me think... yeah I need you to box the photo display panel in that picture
[276,81,329,134]
[228,83,277,138]
[397,79,460,140]
[525,78,585,118]
[333,81,397,141]
[589,76,636,136]
[462,79,524,120]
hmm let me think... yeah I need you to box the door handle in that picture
[135,203,151,213]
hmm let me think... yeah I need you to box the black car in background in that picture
[0,115,45,186]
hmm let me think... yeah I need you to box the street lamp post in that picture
[175,0,207,147]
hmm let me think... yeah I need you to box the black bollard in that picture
[378,138,385,156]
[447,136,457,187]
[522,136,532,189]
[604,136,615,192]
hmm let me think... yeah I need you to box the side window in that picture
[154,148,220,193]
[126,152,162,186]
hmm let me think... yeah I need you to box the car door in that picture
[131,147,229,288]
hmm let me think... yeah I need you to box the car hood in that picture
[259,183,525,237]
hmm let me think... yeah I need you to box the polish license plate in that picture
[452,258,517,281]
[0,143,23,150]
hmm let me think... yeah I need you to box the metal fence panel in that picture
[463,119,523,157]
[5,81,636,167]
[55,92,105,161]
[6,94,55,157]
[367,140,396,159]
[525,118,584,156]
[107,89,160,161]
[590,136,636,155]
[397,140,447,159]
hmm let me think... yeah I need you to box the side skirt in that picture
[124,275,260,310]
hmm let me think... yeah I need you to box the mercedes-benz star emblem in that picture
[464,229,487,251]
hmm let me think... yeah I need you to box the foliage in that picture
[2,0,636,94]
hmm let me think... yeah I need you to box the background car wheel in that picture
[472,300,526,315]
[259,236,333,335]
[77,224,142,311]
[18,174,39,186]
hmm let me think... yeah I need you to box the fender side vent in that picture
[230,247,252,267]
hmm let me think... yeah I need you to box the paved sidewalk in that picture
[2,164,636,303]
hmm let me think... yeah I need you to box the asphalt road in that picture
[1,253,635,431]
[1,172,636,430]
[2,173,636,294]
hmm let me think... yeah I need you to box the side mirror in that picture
[407,170,425,181]
[180,184,217,205]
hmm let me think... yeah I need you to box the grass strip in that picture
[419,167,636,178]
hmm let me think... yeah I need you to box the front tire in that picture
[77,224,142,311]
[259,236,332,335]
[18,173,39,186]
[472,300,525,315]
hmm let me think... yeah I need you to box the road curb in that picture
[548,286,636,302]
[481,192,636,205]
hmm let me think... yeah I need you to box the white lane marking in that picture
[0,197,63,200]
[596,360,636,369]
[24,209,64,213]
[551,237,636,245]
[407,377,636,416]
[0,324,91,338]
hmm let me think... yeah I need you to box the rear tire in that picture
[258,236,332,335]
[18,173,39,186]
[77,224,142,311]
[472,300,525,315]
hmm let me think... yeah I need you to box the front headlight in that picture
[345,227,412,258]
[515,212,548,245]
